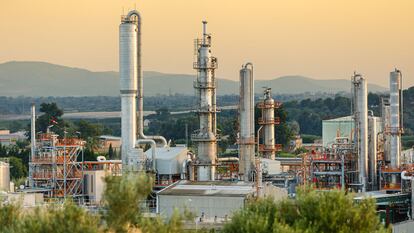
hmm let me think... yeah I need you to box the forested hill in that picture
[0,61,386,96]
[283,86,414,137]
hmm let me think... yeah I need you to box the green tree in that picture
[223,188,389,233]
[108,143,114,159]
[8,156,27,179]
[26,103,66,138]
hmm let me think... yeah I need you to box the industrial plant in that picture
[0,8,413,231]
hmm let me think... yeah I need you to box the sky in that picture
[0,0,413,87]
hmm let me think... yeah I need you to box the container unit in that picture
[191,21,219,181]
[258,88,281,160]
[238,63,255,181]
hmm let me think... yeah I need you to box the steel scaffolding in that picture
[30,133,84,199]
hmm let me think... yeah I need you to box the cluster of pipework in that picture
[191,21,219,181]
[258,88,281,160]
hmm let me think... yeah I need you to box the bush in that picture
[223,188,390,233]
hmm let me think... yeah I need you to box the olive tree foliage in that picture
[0,173,197,233]
[223,188,390,233]
[0,201,100,233]
[102,172,196,233]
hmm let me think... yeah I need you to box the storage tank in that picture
[0,161,10,192]
[239,63,255,181]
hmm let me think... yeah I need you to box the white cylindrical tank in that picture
[390,70,402,169]
[353,74,368,192]
[239,63,255,181]
[0,162,10,192]
[120,17,138,167]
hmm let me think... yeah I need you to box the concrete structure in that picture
[0,130,26,146]
[322,116,354,148]
[83,170,106,204]
[238,63,255,181]
[157,181,255,220]
[352,73,369,192]
[393,220,414,233]
[98,135,121,156]
[191,21,218,181]
[261,158,281,176]
[6,192,44,207]
[0,161,10,192]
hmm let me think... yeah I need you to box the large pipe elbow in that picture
[244,62,253,69]
[138,132,168,147]
[126,10,141,21]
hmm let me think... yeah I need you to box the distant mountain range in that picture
[0,61,387,97]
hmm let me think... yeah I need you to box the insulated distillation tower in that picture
[389,69,403,184]
[352,73,368,192]
[119,10,167,172]
[239,64,255,181]
[192,21,219,181]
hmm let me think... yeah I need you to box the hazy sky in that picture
[1,0,413,87]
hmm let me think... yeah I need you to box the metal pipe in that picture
[29,103,36,187]
[218,157,239,162]
[181,159,192,179]
[136,139,156,171]
[126,10,167,147]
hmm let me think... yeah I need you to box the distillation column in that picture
[29,103,36,186]
[258,88,280,160]
[239,63,255,181]
[390,69,403,183]
[192,21,218,181]
[119,12,143,171]
[352,74,368,192]
[368,114,378,190]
